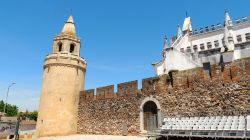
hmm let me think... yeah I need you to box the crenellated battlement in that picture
[80,57,250,101]
[190,16,249,37]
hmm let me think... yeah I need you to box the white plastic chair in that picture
[217,124,224,130]
[193,125,199,130]
[238,125,245,130]
[172,125,178,130]
[220,119,227,123]
[215,116,221,120]
[200,117,205,120]
[205,125,211,130]
[181,125,187,130]
[231,124,238,130]
[177,125,182,130]
[187,125,192,130]
[222,116,228,122]
[210,116,215,120]
[204,116,209,121]
[224,125,231,130]
[166,125,171,130]
[181,117,185,121]
[246,115,250,120]
[247,124,250,131]
[198,125,205,130]
[163,118,168,122]
[211,124,217,130]
[194,117,199,121]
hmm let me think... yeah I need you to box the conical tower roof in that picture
[61,15,76,37]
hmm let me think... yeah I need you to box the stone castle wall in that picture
[77,58,250,135]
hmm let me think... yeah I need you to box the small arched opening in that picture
[143,101,158,131]
[70,43,75,53]
[58,42,62,52]
[140,97,161,132]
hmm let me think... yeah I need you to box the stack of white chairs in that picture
[161,115,249,133]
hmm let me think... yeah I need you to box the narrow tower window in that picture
[70,43,75,53]
[58,42,62,52]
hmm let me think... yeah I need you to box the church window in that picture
[70,43,75,53]
[211,25,215,31]
[180,48,184,53]
[193,45,198,52]
[186,46,191,52]
[217,23,221,30]
[58,42,62,52]
[214,40,219,47]
[245,33,250,41]
[200,44,205,50]
[242,16,247,22]
[237,35,242,43]
[207,42,212,49]
[200,28,204,33]
[228,36,233,43]
[194,29,198,34]
[205,26,209,32]
[236,19,240,24]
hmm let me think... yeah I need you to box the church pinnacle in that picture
[225,10,233,27]
[177,24,182,37]
[163,34,169,50]
[162,34,169,58]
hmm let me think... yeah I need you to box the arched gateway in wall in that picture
[140,96,161,132]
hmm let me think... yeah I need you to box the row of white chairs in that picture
[162,115,250,131]
[164,116,247,122]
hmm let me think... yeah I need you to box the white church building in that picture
[153,11,250,76]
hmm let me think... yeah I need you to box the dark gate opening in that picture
[143,101,158,131]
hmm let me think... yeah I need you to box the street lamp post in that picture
[3,83,16,114]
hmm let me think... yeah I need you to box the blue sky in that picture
[0,0,249,111]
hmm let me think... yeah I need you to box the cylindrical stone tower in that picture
[36,15,86,137]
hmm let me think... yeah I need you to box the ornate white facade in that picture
[153,11,250,76]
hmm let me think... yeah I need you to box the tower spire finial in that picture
[163,33,169,49]
[224,9,233,27]
[224,9,228,14]
[177,24,182,37]
[164,33,167,40]
[61,15,76,37]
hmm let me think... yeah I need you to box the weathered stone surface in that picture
[78,58,250,135]
[96,85,114,100]
[117,80,138,96]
